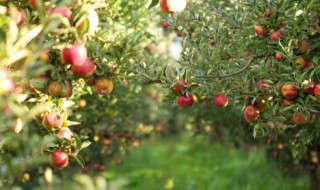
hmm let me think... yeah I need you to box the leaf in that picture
[74,155,85,168]
[74,134,82,151]
[66,120,81,127]
[80,141,91,150]
[148,0,159,9]
[61,101,75,110]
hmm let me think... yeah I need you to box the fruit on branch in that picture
[77,9,99,36]
[160,0,187,13]
[0,77,15,95]
[177,94,194,107]
[280,98,294,106]
[304,60,315,69]
[58,127,72,140]
[314,84,320,99]
[270,30,283,41]
[30,0,36,8]
[244,105,260,123]
[42,113,63,132]
[300,39,308,53]
[78,99,86,107]
[162,21,170,28]
[71,58,96,77]
[293,111,310,125]
[303,80,315,94]
[48,80,72,97]
[275,52,282,61]
[17,8,26,24]
[281,83,298,99]
[50,6,72,21]
[277,143,283,150]
[94,78,113,95]
[256,80,269,91]
[295,56,305,67]
[254,23,267,37]
[61,44,88,66]
[213,94,228,107]
[49,151,69,168]
[174,78,186,93]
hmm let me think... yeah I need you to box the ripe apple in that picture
[280,98,294,106]
[95,78,113,95]
[76,9,99,36]
[85,75,95,86]
[71,58,96,77]
[147,45,154,52]
[48,80,72,97]
[39,50,50,62]
[49,151,69,168]
[176,31,183,37]
[162,21,170,28]
[295,56,305,67]
[42,113,63,131]
[304,60,315,69]
[314,84,320,99]
[300,39,308,53]
[293,111,310,125]
[270,30,283,41]
[281,83,298,99]
[58,127,72,140]
[78,99,86,107]
[275,52,282,61]
[30,0,36,8]
[265,9,271,16]
[303,80,316,94]
[177,94,194,107]
[160,0,187,13]
[17,8,26,24]
[277,143,283,150]
[0,78,15,95]
[61,44,88,66]
[244,105,259,123]
[50,6,72,21]
[254,23,267,36]
[213,94,228,107]
[256,80,269,91]
[174,78,187,93]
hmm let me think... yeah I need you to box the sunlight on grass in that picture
[102,135,309,190]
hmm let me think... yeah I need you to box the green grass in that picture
[103,135,310,190]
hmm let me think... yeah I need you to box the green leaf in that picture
[74,155,85,168]
[80,141,92,150]
[148,0,159,9]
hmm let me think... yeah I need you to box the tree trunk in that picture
[309,148,320,190]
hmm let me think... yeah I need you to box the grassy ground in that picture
[103,135,310,190]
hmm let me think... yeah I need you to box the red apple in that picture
[254,23,267,36]
[277,143,283,150]
[275,52,282,61]
[50,6,72,21]
[270,30,283,41]
[95,78,113,95]
[244,105,260,123]
[160,0,187,13]
[17,8,26,24]
[58,127,72,140]
[177,94,194,107]
[213,94,228,107]
[61,44,88,66]
[256,80,268,90]
[304,81,316,94]
[49,151,69,168]
[71,58,96,77]
[48,80,72,97]
[304,60,315,69]
[281,83,298,99]
[42,113,63,132]
[162,21,170,28]
[280,98,294,106]
[30,0,36,8]
[176,31,183,37]
[174,78,187,93]
[293,111,310,125]
[314,84,320,99]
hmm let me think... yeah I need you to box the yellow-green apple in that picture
[295,56,305,67]
[61,44,87,66]
[213,94,228,107]
[177,94,194,107]
[49,151,69,168]
[95,78,113,95]
[281,83,298,99]
[160,0,187,13]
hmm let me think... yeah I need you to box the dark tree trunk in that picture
[309,148,320,190]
